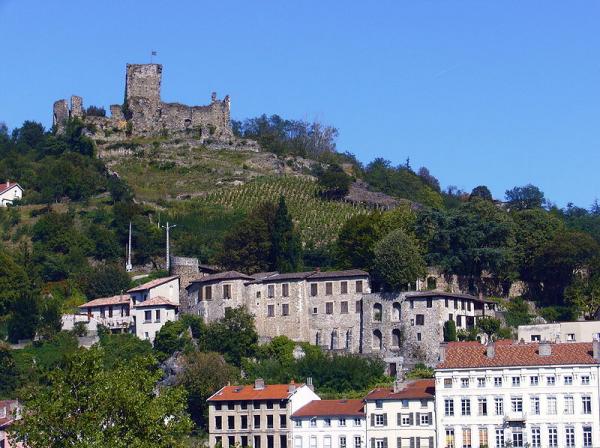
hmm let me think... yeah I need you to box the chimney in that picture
[254,378,265,390]
[593,339,600,362]
[539,342,552,357]
[486,341,496,359]
[6,180,9,188]
[439,343,447,363]
[288,380,296,394]
[306,377,314,391]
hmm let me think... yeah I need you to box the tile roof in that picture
[405,291,494,304]
[365,379,435,401]
[0,400,19,428]
[127,275,179,292]
[437,341,600,369]
[292,399,364,418]
[307,269,370,280]
[78,294,131,308]
[0,181,22,195]
[208,383,303,402]
[133,296,178,308]
[188,271,253,284]
[257,271,315,282]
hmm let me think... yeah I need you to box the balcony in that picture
[98,316,133,329]
[504,412,526,424]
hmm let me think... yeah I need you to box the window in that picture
[216,438,222,448]
[373,304,382,321]
[582,375,590,385]
[511,376,520,387]
[495,429,504,448]
[400,414,410,426]
[215,416,222,429]
[325,302,333,314]
[325,282,333,295]
[374,414,385,426]
[280,414,287,428]
[444,398,454,416]
[530,334,541,341]
[228,415,235,430]
[445,429,455,448]
[310,437,317,448]
[420,413,429,425]
[530,427,540,448]
[511,396,522,412]
[547,376,555,385]
[391,329,401,347]
[354,418,361,426]
[565,427,575,448]
[223,284,231,299]
[564,395,574,414]
[456,315,462,327]
[547,396,557,415]
[582,395,592,414]
[548,427,558,448]
[341,281,348,294]
[228,402,235,410]
[401,399,409,408]
[340,437,347,448]
[477,397,487,416]
[254,415,261,428]
[253,401,260,410]
[530,396,540,415]
[240,402,247,410]
[324,418,331,427]
[415,314,425,325]
[494,397,503,415]
[267,305,275,317]
[494,377,502,387]
[444,378,453,388]
[108,306,113,318]
[354,437,361,448]
[567,333,575,341]
[313,307,318,315]
[241,415,248,429]
[479,428,488,447]
[530,375,538,385]
[144,310,152,322]
[355,281,363,293]
[340,301,348,314]
[445,298,449,307]
[294,420,301,428]
[416,332,422,341]
[583,426,592,448]
[375,400,383,409]
[339,418,346,427]
[282,304,290,316]
[310,284,318,296]
[294,437,302,448]
[564,375,573,385]
[205,285,212,301]
[409,300,414,309]
[282,283,289,297]
[454,299,458,310]
[323,437,331,448]
[268,285,275,298]
[512,430,524,448]
[372,330,382,350]
[310,418,316,427]
[427,298,432,308]
[100,307,106,318]
[477,377,485,388]
[461,378,469,388]
[462,428,471,448]
[355,300,362,313]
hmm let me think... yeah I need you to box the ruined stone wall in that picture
[125,64,162,104]
[419,267,526,298]
[187,279,248,322]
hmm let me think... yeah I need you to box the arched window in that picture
[331,330,338,350]
[373,330,383,350]
[373,303,383,322]
[392,302,401,321]
[392,329,402,348]
[315,331,321,346]
[346,330,352,349]
[427,277,437,290]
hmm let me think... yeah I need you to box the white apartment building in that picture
[435,340,600,448]
[518,320,600,343]
[364,379,436,448]
[75,275,180,342]
[291,399,366,448]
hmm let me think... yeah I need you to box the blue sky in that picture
[1,0,598,207]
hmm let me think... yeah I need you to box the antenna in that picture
[126,221,133,272]
[161,221,176,272]
[150,50,157,63]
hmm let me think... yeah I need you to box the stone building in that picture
[52,63,258,150]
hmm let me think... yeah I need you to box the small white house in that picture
[0,181,23,206]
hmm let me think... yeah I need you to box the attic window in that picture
[234,387,243,393]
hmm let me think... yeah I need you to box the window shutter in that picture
[409,438,415,448]
[383,438,388,448]
[415,439,420,448]
[371,439,375,448]
[397,437,401,448]
[408,413,413,426]
[371,414,375,427]
[428,437,433,448]
[383,413,388,426]
[427,412,432,425]
[415,413,420,426]
[397,413,401,426]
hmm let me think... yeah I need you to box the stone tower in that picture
[170,256,201,313]
[125,64,162,104]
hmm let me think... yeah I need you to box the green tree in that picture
[316,164,352,198]
[176,351,239,427]
[153,315,207,360]
[443,320,457,342]
[271,196,302,272]
[336,212,384,270]
[98,333,154,370]
[565,273,600,320]
[469,185,492,201]
[0,343,18,397]
[0,249,30,315]
[7,290,39,343]
[10,347,192,448]
[477,317,501,340]
[373,229,426,291]
[206,307,258,367]
[80,263,131,299]
[505,184,546,210]
[38,296,63,340]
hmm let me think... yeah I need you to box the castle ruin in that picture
[53,63,252,148]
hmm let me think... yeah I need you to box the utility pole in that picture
[161,221,176,272]
[126,221,133,272]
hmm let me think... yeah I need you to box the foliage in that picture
[336,212,385,270]
[271,196,303,272]
[7,290,39,343]
[477,317,501,339]
[505,184,546,210]
[0,342,18,398]
[443,320,457,342]
[372,229,426,291]
[457,328,478,341]
[176,351,239,428]
[470,185,492,201]
[79,263,131,300]
[98,333,154,370]
[315,164,352,199]
[38,296,63,339]
[85,105,106,117]
[205,307,258,367]
[154,315,206,360]
[10,347,192,448]
[503,298,533,328]
[405,363,434,379]
[565,272,600,320]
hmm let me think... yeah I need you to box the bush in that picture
[443,320,456,342]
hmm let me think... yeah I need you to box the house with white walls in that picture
[0,181,23,206]
[291,399,366,448]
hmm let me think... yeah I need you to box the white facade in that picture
[0,182,23,207]
[435,342,600,448]
[133,302,178,341]
[518,321,600,343]
[291,411,366,448]
[128,276,180,304]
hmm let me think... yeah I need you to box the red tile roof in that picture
[292,399,364,417]
[437,341,600,369]
[133,296,178,308]
[0,182,22,195]
[78,294,131,308]
[127,275,179,292]
[189,271,253,284]
[208,383,303,402]
[365,379,435,401]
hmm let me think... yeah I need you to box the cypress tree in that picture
[271,196,302,272]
